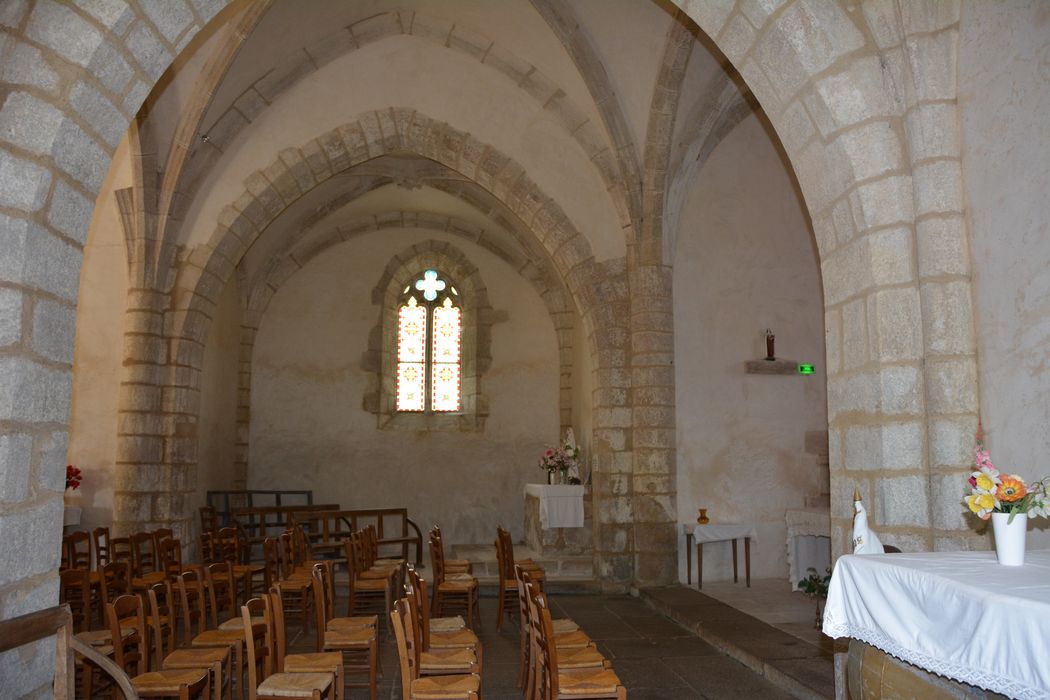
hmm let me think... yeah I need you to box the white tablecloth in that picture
[823,549,1050,699]
[681,523,757,543]
[524,484,584,528]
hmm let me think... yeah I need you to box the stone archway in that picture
[111,111,633,577]
[0,5,979,691]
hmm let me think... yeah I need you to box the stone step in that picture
[451,543,597,589]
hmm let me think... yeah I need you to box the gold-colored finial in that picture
[853,487,862,502]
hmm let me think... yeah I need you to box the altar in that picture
[523,484,591,556]
[824,549,1050,699]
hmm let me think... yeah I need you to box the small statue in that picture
[765,328,775,361]
[852,487,884,554]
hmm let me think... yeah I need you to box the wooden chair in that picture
[429,526,472,573]
[311,562,377,632]
[200,530,218,565]
[390,598,480,700]
[62,532,103,624]
[311,564,379,700]
[111,535,134,568]
[159,536,185,580]
[205,561,240,629]
[401,582,482,680]
[271,589,345,700]
[132,531,168,591]
[497,526,545,583]
[153,527,175,553]
[428,532,479,628]
[149,583,233,700]
[344,533,393,632]
[147,581,178,667]
[531,590,625,700]
[63,530,94,570]
[177,569,247,696]
[273,533,313,636]
[241,596,335,700]
[200,505,219,532]
[107,593,212,699]
[218,526,267,599]
[514,565,581,692]
[100,561,132,613]
[60,568,93,634]
[405,568,479,652]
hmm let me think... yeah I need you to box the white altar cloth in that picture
[682,523,757,543]
[524,484,584,528]
[823,549,1050,699]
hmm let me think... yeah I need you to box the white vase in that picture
[991,511,1027,566]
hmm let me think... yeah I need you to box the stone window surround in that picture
[366,241,492,432]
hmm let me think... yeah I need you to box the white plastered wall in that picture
[248,228,560,544]
[195,275,241,507]
[674,113,827,583]
[66,136,132,532]
[960,0,1050,548]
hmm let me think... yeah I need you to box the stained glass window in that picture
[396,271,462,412]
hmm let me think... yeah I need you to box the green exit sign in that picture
[797,363,815,375]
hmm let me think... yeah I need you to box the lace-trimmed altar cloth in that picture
[823,549,1050,699]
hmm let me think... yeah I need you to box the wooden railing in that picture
[205,489,316,528]
[0,604,136,699]
[288,508,424,565]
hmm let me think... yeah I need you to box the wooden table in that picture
[683,523,755,588]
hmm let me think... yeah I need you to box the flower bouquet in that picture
[964,433,1049,565]
[538,433,580,484]
[964,440,1049,524]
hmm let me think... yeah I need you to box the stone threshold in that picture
[640,585,837,700]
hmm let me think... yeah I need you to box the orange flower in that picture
[997,475,1027,502]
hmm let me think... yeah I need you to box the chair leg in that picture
[496,584,505,631]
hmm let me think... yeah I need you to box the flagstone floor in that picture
[293,591,809,699]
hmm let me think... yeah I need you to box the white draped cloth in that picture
[689,523,757,544]
[823,549,1050,699]
[524,484,585,528]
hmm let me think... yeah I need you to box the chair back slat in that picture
[92,527,110,569]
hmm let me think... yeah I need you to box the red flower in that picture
[65,464,82,491]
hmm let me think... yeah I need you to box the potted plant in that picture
[798,567,831,628]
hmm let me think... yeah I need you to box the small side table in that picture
[683,523,756,588]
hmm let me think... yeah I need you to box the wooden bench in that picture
[288,508,424,566]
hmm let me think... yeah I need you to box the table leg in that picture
[732,539,739,583]
[745,537,751,588]
[686,533,693,585]
[697,543,703,589]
